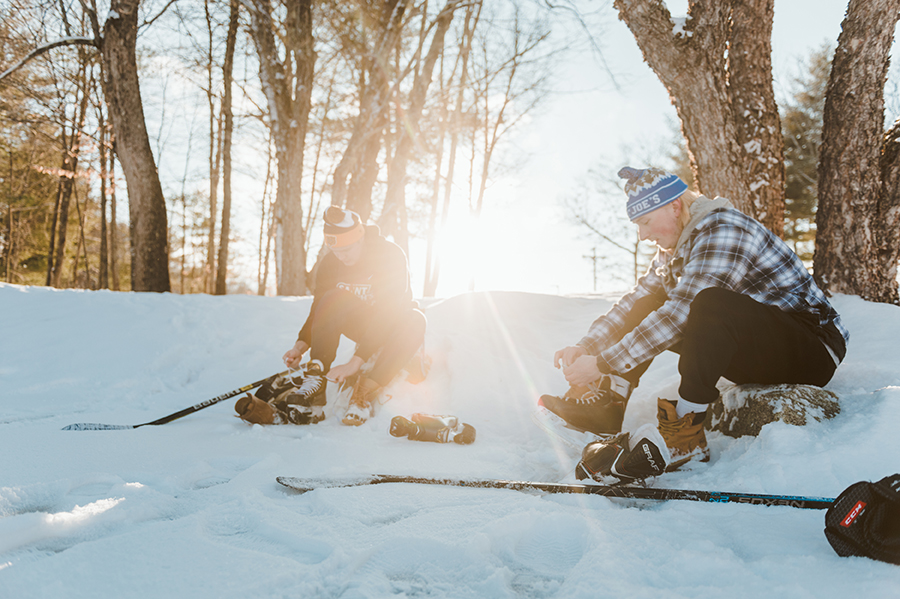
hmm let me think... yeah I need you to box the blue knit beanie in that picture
[618,166,688,221]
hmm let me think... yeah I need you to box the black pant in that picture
[612,287,837,405]
[309,289,426,387]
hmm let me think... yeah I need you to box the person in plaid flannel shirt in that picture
[540,167,848,481]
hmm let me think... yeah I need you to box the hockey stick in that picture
[276,474,836,510]
[62,369,292,431]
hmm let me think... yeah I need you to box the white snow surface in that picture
[1,283,899,598]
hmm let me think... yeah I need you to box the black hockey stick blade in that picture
[62,369,292,431]
[276,475,836,510]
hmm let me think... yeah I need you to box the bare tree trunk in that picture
[729,0,784,233]
[207,112,223,293]
[424,2,480,297]
[814,0,900,303]
[423,120,444,296]
[70,185,91,288]
[247,0,316,296]
[614,0,785,234]
[45,149,65,286]
[215,0,239,295]
[304,73,336,252]
[109,139,120,291]
[258,134,275,296]
[100,0,171,292]
[380,0,461,253]
[50,68,91,287]
[98,113,110,289]
[50,151,75,287]
[332,0,410,222]
[4,205,11,284]
[876,119,900,302]
[205,0,221,294]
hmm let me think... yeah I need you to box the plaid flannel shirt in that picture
[578,206,849,374]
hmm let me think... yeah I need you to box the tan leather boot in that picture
[657,398,710,471]
[235,393,276,425]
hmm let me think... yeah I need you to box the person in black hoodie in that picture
[281,206,426,426]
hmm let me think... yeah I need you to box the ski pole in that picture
[62,369,292,431]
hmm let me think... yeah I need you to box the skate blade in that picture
[532,406,611,450]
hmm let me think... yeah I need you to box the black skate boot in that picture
[538,374,632,436]
[575,423,670,483]
[286,360,326,407]
[271,360,327,425]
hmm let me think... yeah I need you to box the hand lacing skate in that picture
[537,373,633,436]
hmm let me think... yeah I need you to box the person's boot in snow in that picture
[342,376,381,426]
[575,424,670,483]
[390,413,476,444]
[235,394,277,425]
[538,374,632,435]
[656,398,709,470]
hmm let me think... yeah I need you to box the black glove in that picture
[825,473,900,564]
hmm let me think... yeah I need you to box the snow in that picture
[672,17,693,39]
[1,283,900,597]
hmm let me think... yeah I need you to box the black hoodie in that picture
[297,225,416,360]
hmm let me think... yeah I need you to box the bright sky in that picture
[420,0,898,299]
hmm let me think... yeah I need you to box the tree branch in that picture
[0,37,98,83]
[143,0,181,29]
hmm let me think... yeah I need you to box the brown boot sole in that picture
[342,414,367,426]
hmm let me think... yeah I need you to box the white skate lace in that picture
[571,375,632,404]
[296,374,323,397]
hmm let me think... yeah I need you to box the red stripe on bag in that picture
[840,501,867,527]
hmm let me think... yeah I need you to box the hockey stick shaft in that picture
[62,369,291,430]
[276,475,835,510]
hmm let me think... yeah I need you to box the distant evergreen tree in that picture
[781,45,832,262]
